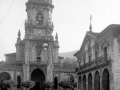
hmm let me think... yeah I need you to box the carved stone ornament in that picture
[94,43,99,52]
[35,43,44,56]
[102,40,109,49]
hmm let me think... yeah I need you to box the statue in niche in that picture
[36,12,44,25]
[35,43,43,56]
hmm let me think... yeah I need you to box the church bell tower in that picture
[23,0,58,82]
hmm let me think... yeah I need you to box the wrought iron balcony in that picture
[75,54,111,73]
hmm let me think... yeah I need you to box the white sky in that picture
[0,0,120,61]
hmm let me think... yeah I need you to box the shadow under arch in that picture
[94,71,100,90]
[83,75,86,90]
[31,68,45,90]
[0,72,11,90]
[54,76,58,89]
[17,75,21,89]
[102,68,109,90]
[78,76,82,90]
[0,72,11,80]
[88,73,92,90]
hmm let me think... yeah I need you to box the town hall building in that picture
[74,17,120,90]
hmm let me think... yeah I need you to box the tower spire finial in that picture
[18,29,21,37]
[17,30,21,43]
[89,15,92,32]
[55,32,58,40]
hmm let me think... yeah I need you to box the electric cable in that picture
[0,0,15,25]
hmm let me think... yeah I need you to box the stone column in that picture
[47,43,53,82]
[23,41,30,81]
[92,73,94,90]
[81,75,83,90]
[100,69,102,90]
[86,74,88,90]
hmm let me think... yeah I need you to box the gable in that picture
[79,32,98,55]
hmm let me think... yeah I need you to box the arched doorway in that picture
[102,69,109,90]
[94,71,100,90]
[83,75,86,90]
[0,72,11,90]
[88,73,92,90]
[31,68,45,90]
[78,76,82,90]
[17,75,21,89]
[54,77,58,89]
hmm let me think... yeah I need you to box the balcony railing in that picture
[76,54,111,72]
[29,61,48,65]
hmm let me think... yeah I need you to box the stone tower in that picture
[23,0,59,84]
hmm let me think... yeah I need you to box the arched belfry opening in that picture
[54,76,58,89]
[31,68,45,90]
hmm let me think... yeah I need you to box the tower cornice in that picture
[26,1,54,11]
[26,23,54,30]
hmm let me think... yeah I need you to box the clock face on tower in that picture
[36,12,44,25]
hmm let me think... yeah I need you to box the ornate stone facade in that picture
[0,0,76,90]
[74,24,120,90]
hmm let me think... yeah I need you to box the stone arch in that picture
[94,71,100,90]
[78,76,82,90]
[0,72,11,80]
[30,67,47,77]
[31,68,45,90]
[88,73,92,90]
[83,75,86,90]
[17,75,21,88]
[31,68,45,81]
[102,68,109,90]
[0,72,11,90]
[54,76,58,89]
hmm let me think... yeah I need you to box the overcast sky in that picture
[0,0,120,61]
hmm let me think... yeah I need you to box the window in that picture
[95,52,98,60]
[84,58,86,64]
[89,55,91,62]
[37,57,41,62]
[104,47,107,59]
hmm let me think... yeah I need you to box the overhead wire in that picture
[19,20,25,29]
[0,0,15,60]
[0,0,15,25]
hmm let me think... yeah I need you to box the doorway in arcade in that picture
[31,68,45,90]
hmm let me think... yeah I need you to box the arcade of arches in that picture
[78,68,109,90]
